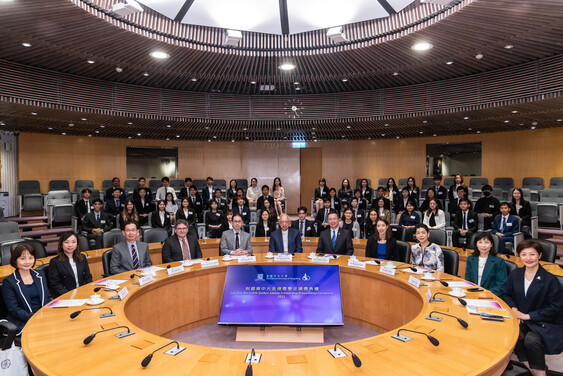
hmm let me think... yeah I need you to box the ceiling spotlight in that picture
[31,112,37,115]
[143,72,149,77]
[176,135,180,138]
[245,136,249,140]
[557,119,562,122]
[100,125,105,128]
[278,63,296,71]
[463,116,469,120]
[231,139,235,143]
[412,42,433,51]
[128,136,132,139]
[0,122,4,126]
[69,123,74,127]
[396,136,400,139]
[250,81,256,85]
[87,60,95,64]
[88,134,92,137]
[468,128,472,131]
[166,138,170,140]
[81,118,87,121]
[277,128,281,131]
[294,82,299,85]
[532,121,538,125]
[223,29,242,47]
[166,125,171,128]
[314,139,318,142]
[381,133,385,136]
[150,51,169,59]
[422,120,428,124]
[191,78,197,82]
[296,87,301,91]
[115,67,123,73]
[475,53,483,60]
[446,61,453,65]
[212,135,217,139]
[137,133,141,136]
[504,44,513,49]
[61,132,66,135]
[243,128,247,131]
[504,120,509,123]
[48,127,53,130]
[476,131,481,134]
[342,78,348,82]
[205,126,210,129]
[95,130,100,133]
[384,123,389,127]
[208,139,211,142]
[531,126,536,130]
[511,110,518,113]
[22,42,32,47]
[112,0,143,17]
[433,134,437,136]
[346,125,351,129]
[327,26,348,44]
[393,72,399,76]
[419,131,424,134]
[127,122,132,125]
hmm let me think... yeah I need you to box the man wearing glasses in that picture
[110,221,152,274]
[161,219,202,262]
[219,214,253,256]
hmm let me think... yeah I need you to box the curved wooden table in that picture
[22,251,520,376]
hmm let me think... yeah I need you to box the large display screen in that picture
[218,265,343,326]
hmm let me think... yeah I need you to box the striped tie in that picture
[181,237,191,260]
[131,244,140,269]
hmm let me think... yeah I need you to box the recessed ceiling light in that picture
[419,131,423,134]
[127,122,132,125]
[312,127,316,130]
[176,135,181,138]
[342,78,348,82]
[61,132,66,135]
[475,53,483,60]
[115,67,123,73]
[212,135,217,139]
[511,110,518,113]
[341,135,345,138]
[128,136,132,139]
[396,136,400,139]
[532,121,538,125]
[245,136,249,140]
[150,51,169,59]
[137,133,141,136]
[205,126,210,129]
[87,60,95,64]
[504,44,513,49]
[88,134,92,137]
[531,126,536,130]
[504,120,509,123]
[166,138,170,140]
[476,131,481,134]
[277,128,281,131]
[100,125,105,128]
[278,63,296,71]
[468,128,472,131]
[143,72,149,77]
[81,118,87,121]
[166,125,171,128]
[433,134,437,137]
[191,78,197,82]
[393,72,399,76]
[296,87,301,90]
[367,137,371,140]
[69,123,74,127]
[231,139,235,143]
[208,139,211,142]
[95,130,99,133]
[384,123,389,127]
[422,120,428,124]
[412,42,433,51]
[31,112,37,115]
[294,82,299,85]
[48,127,53,130]
[346,125,351,129]
[0,122,4,126]
[250,81,256,84]
[314,139,317,142]
[381,133,385,136]
[464,116,469,120]
[22,42,31,47]
[446,61,454,65]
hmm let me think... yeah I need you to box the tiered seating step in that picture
[19,223,48,231]
[21,227,72,239]
[7,216,49,223]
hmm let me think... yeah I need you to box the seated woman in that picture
[411,223,444,272]
[510,188,532,233]
[363,210,379,239]
[394,187,414,214]
[504,240,563,376]
[398,201,420,241]
[328,188,341,213]
[120,199,139,229]
[314,178,328,213]
[223,209,234,232]
[374,197,392,222]
[176,198,195,226]
[387,178,399,207]
[260,199,276,222]
[448,174,468,201]
[365,218,400,261]
[205,199,224,238]
[272,177,285,219]
[231,188,249,208]
[134,188,154,226]
[246,178,260,210]
[406,177,420,202]
[3,244,51,335]
[256,209,275,237]
[465,232,507,297]
[359,178,372,202]
[339,208,360,239]
[338,178,353,209]
[151,200,171,233]
[226,179,238,204]
[419,188,442,212]
[422,198,446,230]
[49,231,93,298]
[164,192,178,222]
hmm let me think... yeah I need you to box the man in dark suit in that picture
[353,189,367,211]
[74,188,92,224]
[161,219,202,262]
[256,185,275,211]
[315,199,332,233]
[82,199,113,249]
[452,199,479,247]
[214,188,228,213]
[316,212,354,255]
[474,184,500,230]
[292,206,316,237]
[433,175,448,202]
[179,177,193,199]
[201,176,217,209]
[132,177,152,201]
[232,196,250,231]
[187,185,204,222]
[448,185,472,219]
[372,187,390,210]
[105,177,126,201]
[492,202,520,254]
[110,221,152,275]
[328,188,341,213]
[269,214,302,253]
[104,188,126,218]
[349,198,365,234]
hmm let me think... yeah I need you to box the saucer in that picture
[104,286,118,291]
[87,298,105,305]
[183,261,194,266]
[449,291,466,298]
[265,255,274,259]
[222,257,233,262]
[307,255,315,259]
[421,276,436,281]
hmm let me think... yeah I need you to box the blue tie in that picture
[324,211,328,223]
[331,230,336,249]
[501,217,507,232]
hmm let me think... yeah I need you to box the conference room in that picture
[1,0,563,375]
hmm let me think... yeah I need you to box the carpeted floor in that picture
[501,354,563,375]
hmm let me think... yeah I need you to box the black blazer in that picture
[448,184,468,201]
[448,197,472,216]
[104,198,126,217]
[134,198,155,215]
[315,208,332,232]
[132,187,152,201]
[503,265,563,355]
[176,208,196,226]
[394,197,418,214]
[510,201,532,227]
[161,234,202,263]
[82,211,113,233]
[328,197,341,213]
[314,187,328,201]
[48,256,93,298]
[453,210,479,232]
[291,219,316,237]
[365,237,400,261]
[256,195,274,211]
[372,197,390,210]
[187,195,204,214]
[316,228,354,255]
[360,187,372,201]
[179,187,189,199]
[215,198,228,213]
[151,210,171,230]
[233,205,251,225]
[74,199,92,221]
[256,221,275,237]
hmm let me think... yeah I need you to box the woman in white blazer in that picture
[422,198,446,230]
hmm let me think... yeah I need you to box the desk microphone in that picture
[333,343,362,367]
[426,311,469,328]
[167,264,172,269]
[70,307,114,319]
[141,341,185,367]
[93,287,102,293]
[82,251,89,258]
[245,348,255,376]
[396,265,418,272]
[431,292,467,306]
[371,259,381,265]
[438,280,449,287]
[393,329,439,346]
[130,273,140,285]
[83,326,133,345]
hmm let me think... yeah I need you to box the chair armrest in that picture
[0,320,18,350]
[530,216,538,238]
[512,232,524,256]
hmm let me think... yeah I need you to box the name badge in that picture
[201,259,220,268]
[100,220,106,224]
[408,275,421,288]
[507,222,512,226]
[145,203,150,207]
[275,254,292,262]
[426,288,432,303]
[138,274,154,286]
[489,205,495,208]
[189,211,193,215]
[238,256,256,263]
[356,214,362,218]
[348,259,366,269]
[216,213,220,216]
[167,265,184,275]
[311,256,330,263]
[307,226,311,231]
[90,206,94,210]
[196,202,201,205]
[410,216,416,219]
[380,266,396,276]
[166,214,170,218]
[468,219,475,223]
[118,286,129,300]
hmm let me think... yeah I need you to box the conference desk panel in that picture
[23,254,519,376]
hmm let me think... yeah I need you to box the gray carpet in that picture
[170,322,377,350]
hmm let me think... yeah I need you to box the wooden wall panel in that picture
[18,127,563,215]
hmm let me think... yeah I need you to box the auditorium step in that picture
[7,216,49,223]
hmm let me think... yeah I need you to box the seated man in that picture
[179,177,193,199]
[492,202,519,255]
[269,214,302,254]
[105,188,126,219]
[371,187,390,210]
[82,199,113,249]
[219,214,253,256]
[353,189,367,211]
[256,185,275,210]
[161,219,202,262]
[452,199,479,247]
[350,197,365,235]
[433,175,448,203]
[74,187,92,225]
[316,212,354,255]
[292,206,316,237]
[474,184,500,230]
[448,185,472,219]
[201,176,217,209]
[315,198,332,233]
[110,221,152,275]
[232,196,250,231]
[132,177,152,201]
[155,176,177,201]
[214,188,228,213]
[105,177,126,201]
[188,185,204,222]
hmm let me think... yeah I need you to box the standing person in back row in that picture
[474,184,500,230]
[316,212,354,255]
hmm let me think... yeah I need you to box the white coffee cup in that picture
[349,255,357,260]
[106,280,117,289]
[310,252,315,256]
[452,287,463,296]
[424,272,433,279]
[90,294,101,302]
[386,261,394,267]
[222,255,232,260]
[266,252,273,257]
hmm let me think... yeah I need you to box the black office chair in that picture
[504,259,518,276]
[442,248,459,276]
[102,230,125,248]
[0,320,18,350]
[143,228,168,243]
[11,239,47,259]
[102,249,113,277]
[428,229,447,246]
[396,241,411,264]
[532,239,557,263]
[557,275,563,291]
[390,225,406,242]
[76,233,90,252]
[466,232,500,254]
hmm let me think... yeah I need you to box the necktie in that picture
[300,221,305,237]
[501,217,507,232]
[86,200,90,213]
[96,213,100,223]
[131,244,140,269]
[115,200,120,208]
[324,210,328,223]
[235,232,240,249]
[181,237,191,260]
[462,212,467,230]
[331,230,336,249]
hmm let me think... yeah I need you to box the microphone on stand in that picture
[426,311,469,328]
[83,326,134,345]
[329,343,362,367]
[396,265,418,272]
[82,251,89,258]
[130,273,140,285]
[70,307,115,319]
[245,348,255,376]
[141,341,185,367]
[431,292,467,306]
[392,329,439,346]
